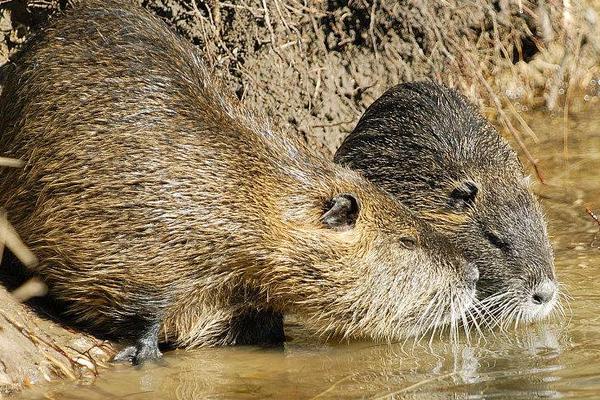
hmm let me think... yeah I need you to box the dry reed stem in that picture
[0,211,38,267]
[0,157,24,168]
[586,207,600,247]
[309,373,357,400]
[448,36,546,183]
[10,277,48,302]
[586,207,600,226]
[504,99,539,142]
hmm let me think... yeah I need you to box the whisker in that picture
[470,297,500,331]
[466,305,486,341]
[512,303,523,330]
[416,292,443,338]
[415,293,441,346]
[499,298,519,332]
[460,304,471,345]
[427,291,447,347]
[427,308,442,348]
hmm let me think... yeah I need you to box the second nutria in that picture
[335,82,558,324]
[0,3,478,364]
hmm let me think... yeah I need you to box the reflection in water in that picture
[18,325,570,399]
[17,111,600,399]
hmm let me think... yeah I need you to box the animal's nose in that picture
[531,280,557,305]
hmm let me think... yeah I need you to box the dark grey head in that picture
[334,81,557,323]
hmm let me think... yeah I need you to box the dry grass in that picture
[131,1,600,152]
[1,2,599,161]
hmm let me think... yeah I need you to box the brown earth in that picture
[0,286,112,397]
[0,0,599,394]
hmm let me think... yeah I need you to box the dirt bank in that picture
[0,286,112,397]
[0,0,599,394]
[0,207,113,397]
[3,1,600,154]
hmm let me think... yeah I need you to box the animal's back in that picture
[0,0,276,333]
[0,4,480,364]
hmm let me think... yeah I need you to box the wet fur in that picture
[0,3,476,360]
[335,82,557,323]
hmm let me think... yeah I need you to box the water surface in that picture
[17,111,600,399]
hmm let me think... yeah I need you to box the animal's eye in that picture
[399,237,417,249]
[485,231,510,251]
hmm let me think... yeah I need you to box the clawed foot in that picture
[112,322,162,365]
[113,342,162,365]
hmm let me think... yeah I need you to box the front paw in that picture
[113,342,162,365]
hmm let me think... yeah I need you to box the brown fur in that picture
[0,1,476,362]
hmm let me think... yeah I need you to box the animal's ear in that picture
[448,180,479,210]
[322,193,360,231]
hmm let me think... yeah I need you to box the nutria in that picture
[335,82,558,324]
[0,3,478,364]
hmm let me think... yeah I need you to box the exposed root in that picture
[0,309,77,380]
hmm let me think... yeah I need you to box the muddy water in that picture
[17,111,600,399]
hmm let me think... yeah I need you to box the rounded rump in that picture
[0,2,478,353]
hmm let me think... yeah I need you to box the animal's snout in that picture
[531,279,557,305]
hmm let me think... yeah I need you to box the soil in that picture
[0,286,112,397]
[0,0,598,394]
[2,1,599,154]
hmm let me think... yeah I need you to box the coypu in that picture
[0,2,478,364]
[335,82,558,324]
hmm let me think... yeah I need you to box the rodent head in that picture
[445,174,557,324]
[334,81,557,325]
[265,169,478,342]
